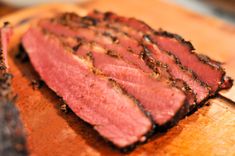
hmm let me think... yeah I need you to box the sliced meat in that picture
[22,26,153,148]
[87,11,209,104]
[39,13,196,109]
[0,24,28,156]
[142,35,209,104]
[0,22,13,69]
[89,11,231,94]
[57,34,188,127]
[39,17,153,73]
[220,76,233,90]
[153,30,232,92]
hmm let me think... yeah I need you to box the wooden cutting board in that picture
[0,1,235,155]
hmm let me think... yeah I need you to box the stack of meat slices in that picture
[21,11,233,150]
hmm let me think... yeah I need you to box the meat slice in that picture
[87,11,209,104]
[89,11,231,94]
[0,24,28,156]
[22,26,153,148]
[39,13,196,109]
[0,22,12,69]
[220,76,233,90]
[153,30,232,92]
[39,17,153,73]
[57,34,188,127]
[142,35,209,104]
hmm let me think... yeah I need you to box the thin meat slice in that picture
[142,35,209,104]
[22,27,153,148]
[0,22,12,69]
[39,18,153,73]
[153,30,232,92]
[57,35,187,126]
[39,14,196,109]
[90,51,187,126]
[89,11,231,94]
[87,11,209,104]
[220,76,233,90]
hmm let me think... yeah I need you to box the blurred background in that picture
[172,0,235,24]
[0,0,235,25]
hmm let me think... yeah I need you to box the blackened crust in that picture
[154,30,229,93]
[142,35,210,106]
[87,11,210,105]
[155,30,195,51]
[24,30,156,150]
[0,27,28,155]
[89,45,188,127]
[105,78,156,151]
[40,13,190,121]
[141,44,196,109]
[90,10,231,95]
[43,29,188,151]
[220,76,233,90]
[55,28,188,128]
[80,14,197,110]
[87,54,187,153]
[111,100,188,153]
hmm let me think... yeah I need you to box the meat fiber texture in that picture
[56,34,188,127]
[38,14,189,125]
[153,30,233,93]
[39,13,196,110]
[0,24,28,156]
[88,11,232,95]
[87,11,211,105]
[22,18,189,148]
[22,27,155,148]
[21,11,233,150]
[54,12,209,105]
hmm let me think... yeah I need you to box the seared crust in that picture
[88,10,233,104]
[54,31,188,127]
[23,27,157,149]
[45,13,192,114]
[86,11,208,106]
[40,25,189,150]
[142,34,209,105]
[141,45,196,110]
[52,13,196,107]
[21,11,233,151]
[0,25,28,156]
[154,30,232,92]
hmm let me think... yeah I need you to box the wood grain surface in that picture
[0,1,235,155]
